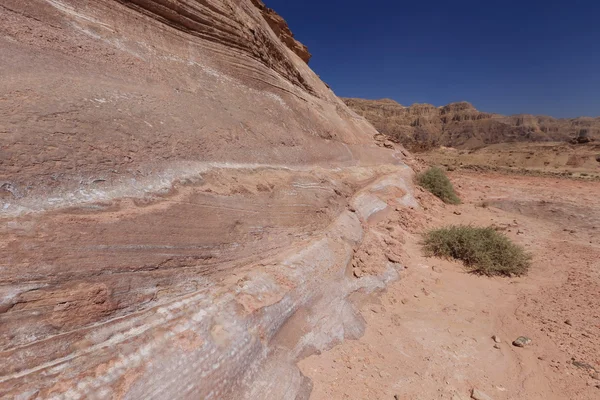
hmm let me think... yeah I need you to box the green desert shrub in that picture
[422,225,531,276]
[417,167,460,204]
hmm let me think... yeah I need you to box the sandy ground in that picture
[421,142,600,180]
[299,171,600,400]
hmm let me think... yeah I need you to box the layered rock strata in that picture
[343,98,600,151]
[0,1,414,398]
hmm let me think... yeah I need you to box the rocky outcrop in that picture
[251,0,312,63]
[343,98,600,151]
[0,1,410,399]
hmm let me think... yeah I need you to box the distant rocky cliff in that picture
[343,98,600,151]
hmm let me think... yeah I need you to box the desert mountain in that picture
[343,98,600,151]
[0,1,414,399]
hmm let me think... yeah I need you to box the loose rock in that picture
[572,359,595,371]
[512,336,532,347]
[386,253,402,263]
[492,335,501,343]
[471,388,493,400]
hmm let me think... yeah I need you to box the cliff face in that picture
[0,0,384,211]
[343,98,600,151]
[251,0,312,63]
[0,1,413,399]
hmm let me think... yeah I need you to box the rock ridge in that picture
[343,98,600,151]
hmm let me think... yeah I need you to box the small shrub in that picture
[422,225,531,276]
[417,167,461,204]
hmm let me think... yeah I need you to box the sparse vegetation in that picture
[417,167,461,204]
[422,225,531,276]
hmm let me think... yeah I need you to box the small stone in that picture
[492,335,501,343]
[453,211,462,215]
[572,359,595,371]
[471,388,493,400]
[394,395,400,400]
[432,266,442,273]
[591,372,600,380]
[512,336,532,347]
[493,344,501,350]
[564,319,573,326]
[386,253,402,263]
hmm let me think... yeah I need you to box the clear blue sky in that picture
[265,0,600,118]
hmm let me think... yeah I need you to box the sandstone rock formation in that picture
[343,98,600,151]
[251,0,312,63]
[0,1,414,399]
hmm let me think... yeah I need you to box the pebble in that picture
[564,319,573,326]
[494,344,501,350]
[512,336,532,347]
[432,265,442,273]
[386,253,402,263]
[471,388,493,400]
[492,335,501,343]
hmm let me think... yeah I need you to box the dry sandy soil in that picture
[421,142,600,180]
[300,170,600,400]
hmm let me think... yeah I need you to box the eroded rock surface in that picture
[343,98,600,151]
[0,1,413,398]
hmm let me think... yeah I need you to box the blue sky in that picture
[265,0,600,118]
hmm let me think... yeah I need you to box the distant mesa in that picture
[343,98,599,151]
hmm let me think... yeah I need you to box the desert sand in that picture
[301,170,600,400]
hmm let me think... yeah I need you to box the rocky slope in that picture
[343,98,600,151]
[0,1,414,399]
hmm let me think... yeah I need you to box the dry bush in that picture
[417,167,460,204]
[422,225,531,276]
